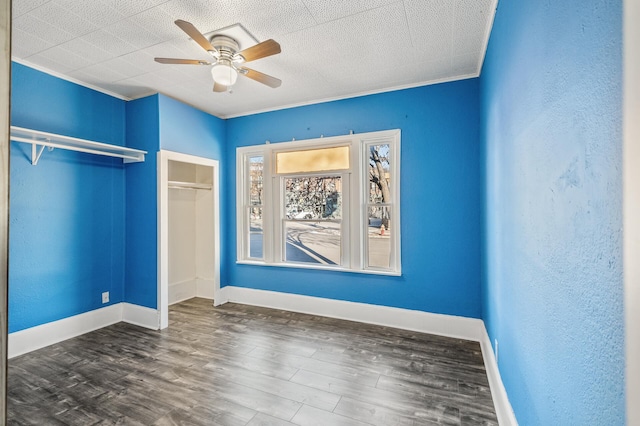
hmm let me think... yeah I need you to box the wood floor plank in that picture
[202,363,341,412]
[8,298,497,425]
[246,346,381,387]
[333,396,442,426]
[159,366,302,421]
[153,404,254,426]
[290,368,464,422]
[212,326,319,358]
[290,404,371,426]
[202,349,299,381]
[246,412,297,426]
[376,372,459,395]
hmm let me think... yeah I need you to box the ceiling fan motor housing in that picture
[210,35,241,61]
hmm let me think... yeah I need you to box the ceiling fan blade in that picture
[237,39,281,63]
[155,57,211,65]
[175,19,217,55]
[239,67,282,88]
[213,82,227,92]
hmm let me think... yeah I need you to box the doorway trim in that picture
[624,0,640,421]
[158,150,220,329]
[0,0,10,420]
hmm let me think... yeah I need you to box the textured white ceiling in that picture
[12,0,497,118]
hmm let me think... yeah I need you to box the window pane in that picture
[284,175,342,266]
[367,206,391,269]
[249,156,264,205]
[249,207,263,259]
[277,146,349,174]
[285,176,342,220]
[285,220,341,265]
[368,144,391,204]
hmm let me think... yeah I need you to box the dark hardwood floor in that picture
[7,298,498,425]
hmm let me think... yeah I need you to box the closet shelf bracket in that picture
[10,126,147,165]
[31,144,48,166]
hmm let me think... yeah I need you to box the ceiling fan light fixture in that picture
[211,61,238,86]
[158,20,282,92]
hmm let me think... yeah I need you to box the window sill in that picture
[236,259,402,277]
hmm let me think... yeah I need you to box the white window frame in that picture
[362,136,401,273]
[236,129,401,276]
[277,171,350,268]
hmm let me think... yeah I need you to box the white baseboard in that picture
[169,278,215,305]
[479,328,518,425]
[8,304,123,359]
[122,303,160,330]
[215,286,230,306]
[9,302,160,358]
[219,286,516,425]
[9,286,515,425]
[221,286,483,342]
[169,279,197,305]
[196,278,215,300]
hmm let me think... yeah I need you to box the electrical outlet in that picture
[495,339,499,363]
[102,291,109,304]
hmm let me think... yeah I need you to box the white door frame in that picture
[624,0,640,422]
[1,0,10,420]
[157,150,221,329]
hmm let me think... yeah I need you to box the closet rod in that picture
[10,126,146,165]
[168,181,212,191]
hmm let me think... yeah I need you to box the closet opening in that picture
[158,151,220,329]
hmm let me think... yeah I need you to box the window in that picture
[284,175,344,265]
[247,155,264,259]
[237,129,400,275]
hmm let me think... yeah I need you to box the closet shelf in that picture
[10,126,147,165]
[168,180,212,191]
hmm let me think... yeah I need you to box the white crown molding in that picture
[142,72,481,121]
[476,0,499,74]
[11,57,132,101]
[11,59,479,121]
[223,73,480,119]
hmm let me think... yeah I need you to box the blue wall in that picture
[9,64,482,324]
[124,95,160,308]
[124,94,226,309]
[226,80,483,318]
[10,62,126,332]
[158,95,226,160]
[158,95,227,286]
[480,0,624,424]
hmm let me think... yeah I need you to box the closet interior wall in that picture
[168,160,215,305]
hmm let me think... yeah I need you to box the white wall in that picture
[168,161,214,304]
[195,182,215,299]
[168,188,197,300]
[624,0,640,422]
[0,0,10,419]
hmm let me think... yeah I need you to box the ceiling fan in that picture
[155,20,282,92]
